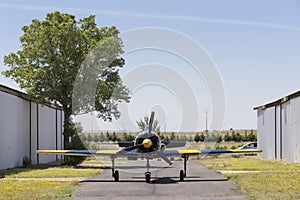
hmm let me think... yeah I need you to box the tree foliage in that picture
[194,133,201,143]
[136,116,161,132]
[2,11,130,147]
[122,132,135,141]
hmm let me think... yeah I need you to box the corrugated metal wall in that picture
[0,89,64,169]
[257,107,275,160]
[284,98,300,163]
[257,95,300,163]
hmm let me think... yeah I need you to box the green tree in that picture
[136,116,161,132]
[243,130,249,141]
[199,132,205,142]
[170,132,176,140]
[106,132,111,141]
[80,134,87,141]
[233,132,242,142]
[126,133,135,141]
[2,11,130,148]
[99,132,105,142]
[217,135,223,143]
[224,132,232,142]
[111,132,120,142]
[87,134,93,142]
[93,135,99,142]
[231,131,236,141]
[248,129,257,141]
[122,132,128,141]
[159,133,165,140]
[194,133,201,143]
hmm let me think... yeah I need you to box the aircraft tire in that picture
[145,172,151,183]
[180,170,184,181]
[114,170,119,182]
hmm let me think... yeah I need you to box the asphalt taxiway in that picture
[73,160,245,200]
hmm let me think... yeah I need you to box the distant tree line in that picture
[80,132,136,143]
[223,130,257,142]
[80,129,257,143]
[193,130,256,143]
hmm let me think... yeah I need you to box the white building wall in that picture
[257,94,300,163]
[294,98,300,163]
[282,102,292,162]
[275,105,281,160]
[0,87,64,169]
[0,91,30,169]
[39,105,57,164]
[288,98,300,162]
[30,102,38,164]
[257,107,275,160]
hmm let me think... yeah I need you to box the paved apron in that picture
[73,160,245,200]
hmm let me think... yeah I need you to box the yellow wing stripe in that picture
[178,150,200,155]
[36,150,119,156]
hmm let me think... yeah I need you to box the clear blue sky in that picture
[1,0,300,131]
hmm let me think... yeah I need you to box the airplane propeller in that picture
[156,149,173,165]
[148,111,155,136]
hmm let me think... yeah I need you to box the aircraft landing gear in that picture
[145,172,151,183]
[180,155,189,181]
[145,158,151,183]
[111,156,119,182]
[180,170,184,181]
[114,170,119,182]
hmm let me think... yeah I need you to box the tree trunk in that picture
[63,110,71,149]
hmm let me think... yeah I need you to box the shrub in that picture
[22,156,32,167]
[64,122,86,165]
[194,133,201,143]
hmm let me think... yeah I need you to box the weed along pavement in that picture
[73,160,245,200]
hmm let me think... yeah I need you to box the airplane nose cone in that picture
[142,139,152,149]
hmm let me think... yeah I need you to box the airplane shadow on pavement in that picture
[80,176,228,185]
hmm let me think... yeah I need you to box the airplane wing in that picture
[37,148,262,157]
[161,149,262,156]
[37,149,139,157]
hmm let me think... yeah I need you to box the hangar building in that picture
[254,90,300,163]
[0,84,64,170]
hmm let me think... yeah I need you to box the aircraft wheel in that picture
[145,172,151,183]
[180,170,184,181]
[114,170,119,182]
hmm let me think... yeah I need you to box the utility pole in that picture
[90,112,93,134]
[205,111,208,133]
[204,110,209,133]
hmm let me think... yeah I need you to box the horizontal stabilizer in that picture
[117,141,134,148]
[161,140,186,148]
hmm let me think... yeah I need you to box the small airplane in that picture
[37,111,262,183]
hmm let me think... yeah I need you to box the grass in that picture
[197,156,300,200]
[198,155,300,171]
[228,171,300,200]
[0,164,102,200]
[1,167,101,178]
[0,180,77,200]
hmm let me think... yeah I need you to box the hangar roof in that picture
[254,90,300,111]
[0,84,62,110]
